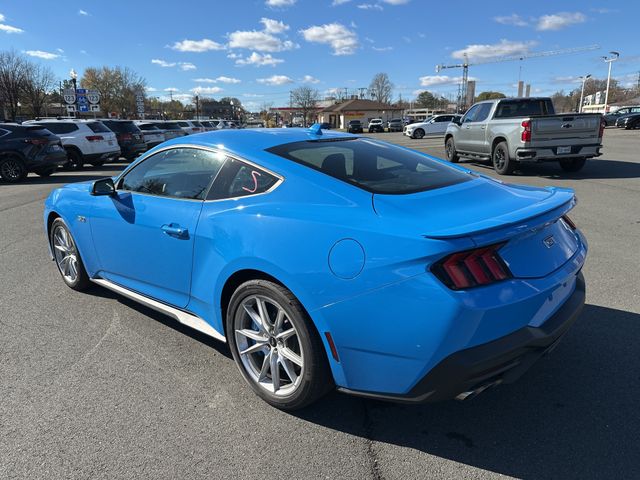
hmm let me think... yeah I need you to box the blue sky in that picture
[1,0,638,110]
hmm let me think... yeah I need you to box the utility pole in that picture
[579,74,591,113]
[602,51,620,113]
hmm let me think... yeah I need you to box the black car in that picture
[616,113,640,129]
[347,120,363,133]
[101,120,146,161]
[603,106,640,126]
[0,123,67,182]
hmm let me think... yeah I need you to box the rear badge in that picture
[543,235,555,248]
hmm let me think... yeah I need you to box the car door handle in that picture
[161,223,188,238]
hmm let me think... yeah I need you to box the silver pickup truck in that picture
[444,97,604,174]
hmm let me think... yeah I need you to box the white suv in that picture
[367,118,384,133]
[23,119,120,169]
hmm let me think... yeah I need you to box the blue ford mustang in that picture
[44,125,587,410]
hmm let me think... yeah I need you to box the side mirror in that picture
[91,177,116,196]
[452,117,462,125]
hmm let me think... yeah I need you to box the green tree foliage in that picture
[475,91,506,101]
[415,90,448,109]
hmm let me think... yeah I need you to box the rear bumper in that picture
[120,143,147,159]
[515,144,602,162]
[339,271,585,403]
[85,150,121,162]
[27,150,68,169]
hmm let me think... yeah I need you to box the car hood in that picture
[373,176,575,239]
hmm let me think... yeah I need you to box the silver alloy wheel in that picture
[52,225,79,283]
[234,295,304,396]
[0,159,23,180]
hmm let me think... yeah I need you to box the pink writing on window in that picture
[242,170,262,193]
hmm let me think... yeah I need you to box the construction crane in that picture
[435,44,601,112]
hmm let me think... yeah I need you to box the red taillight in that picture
[432,243,512,290]
[521,120,531,142]
[85,135,104,142]
[599,119,605,138]
[192,127,199,132]
[25,137,49,145]
[562,214,577,230]
[118,133,132,141]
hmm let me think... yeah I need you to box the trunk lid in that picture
[373,177,580,278]
[530,114,601,144]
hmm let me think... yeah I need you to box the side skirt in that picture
[91,278,226,343]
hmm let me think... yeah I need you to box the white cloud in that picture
[152,59,176,67]
[265,0,296,6]
[494,14,528,27]
[0,23,23,34]
[358,4,383,10]
[236,51,284,66]
[372,46,393,52]
[171,38,225,52]
[56,48,64,53]
[536,12,586,31]
[0,14,4,21]
[382,0,410,4]
[260,17,289,34]
[216,76,241,84]
[191,86,224,95]
[419,75,472,87]
[257,75,293,86]
[24,50,60,60]
[78,9,89,16]
[227,52,241,59]
[332,0,351,4]
[452,39,534,60]
[228,30,295,52]
[146,86,158,92]
[243,93,265,97]
[300,23,358,55]
[302,75,320,84]
[180,62,196,71]
[164,87,180,92]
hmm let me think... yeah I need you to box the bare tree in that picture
[290,86,319,126]
[0,51,30,121]
[368,73,393,104]
[23,62,56,118]
[81,66,146,117]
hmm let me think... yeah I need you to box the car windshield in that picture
[266,138,471,194]
[161,122,181,130]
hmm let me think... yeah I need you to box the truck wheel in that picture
[492,141,514,175]
[445,137,459,163]
[413,129,425,139]
[559,158,586,172]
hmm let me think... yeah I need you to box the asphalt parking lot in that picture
[1,128,639,479]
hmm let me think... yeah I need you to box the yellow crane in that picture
[435,45,601,111]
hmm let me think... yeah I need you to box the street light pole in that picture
[602,51,620,113]
[579,74,591,113]
[69,68,78,118]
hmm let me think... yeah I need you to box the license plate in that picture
[108,140,114,146]
[557,146,571,154]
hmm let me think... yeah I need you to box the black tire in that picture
[65,148,84,170]
[90,160,106,168]
[226,279,333,410]
[50,218,91,291]
[559,157,586,172]
[34,166,57,177]
[0,156,28,183]
[492,141,515,175]
[445,137,460,163]
[413,128,425,139]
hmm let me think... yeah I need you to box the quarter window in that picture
[120,148,225,200]
[207,158,279,200]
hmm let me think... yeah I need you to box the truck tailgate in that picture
[531,114,601,144]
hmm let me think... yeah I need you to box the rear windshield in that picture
[494,99,554,118]
[201,121,212,127]
[159,122,180,130]
[138,123,160,131]
[266,138,470,194]
[103,121,140,133]
[87,122,111,133]
[191,121,203,127]
[177,122,190,127]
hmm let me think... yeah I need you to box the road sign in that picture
[63,88,76,104]
[87,89,100,104]
[75,88,90,112]
[66,105,77,113]
[90,104,101,113]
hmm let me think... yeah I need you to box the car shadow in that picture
[293,304,640,479]
[458,157,640,180]
[87,284,232,358]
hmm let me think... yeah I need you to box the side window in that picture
[39,123,78,134]
[208,158,280,200]
[473,103,493,122]
[120,148,225,200]
[462,105,480,123]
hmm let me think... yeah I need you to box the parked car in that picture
[101,120,146,161]
[367,118,384,133]
[319,122,332,130]
[603,106,640,126]
[387,118,403,132]
[174,120,203,135]
[45,128,587,410]
[615,113,640,129]
[200,121,216,131]
[0,123,67,182]
[445,97,604,174]
[134,121,166,150]
[23,119,120,169]
[246,121,265,128]
[150,121,187,141]
[404,114,462,139]
[347,120,363,133]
